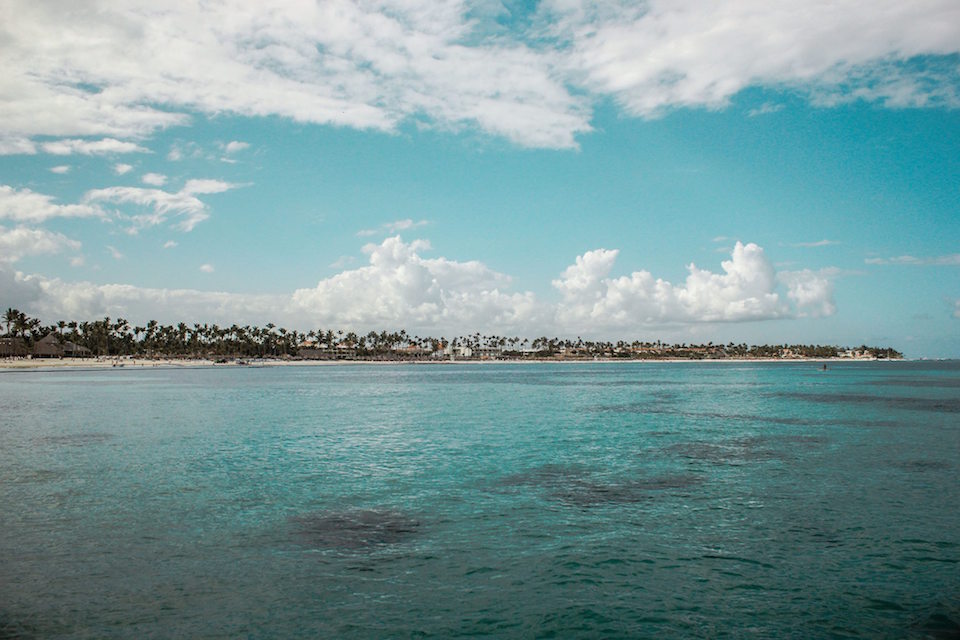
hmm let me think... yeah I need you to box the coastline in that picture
[0,355,894,371]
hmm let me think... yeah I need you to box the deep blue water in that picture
[1,361,958,639]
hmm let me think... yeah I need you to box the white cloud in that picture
[114,163,134,175]
[1,2,957,151]
[49,165,70,174]
[865,254,960,265]
[141,172,168,186]
[0,185,104,223]
[357,218,429,237]
[0,264,285,327]
[162,240,178,249]
[292,236,540,332]
[0,265,45,311]
[552,241,795,331]
[181,179,236,195]
[954,299,960,319]
[748,103,784,117]
[223,141,249,154]
[39,138,149,156]
[199,263,214,273]
[0,0,590,150]
[0,137,37,155]
[106,245,124,260]
[84,179,240,232]
[793,239,840,248]
[0,225,81,262]
[778,269,837,317]
[548,0,960,118]
[70,256,85,267]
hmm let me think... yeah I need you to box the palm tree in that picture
[12,311,29,340]
[3,308,17,336]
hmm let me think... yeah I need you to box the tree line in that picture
[1,307,903,360]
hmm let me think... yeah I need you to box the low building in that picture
[33,334,64,358]
[62,340,91,357]
[444,344,473,358]
[398,344,430,358]
[31,334,92,358]
[475,346,502,360]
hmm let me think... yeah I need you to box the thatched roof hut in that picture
[33,333,64,358]
[32,334,92,358]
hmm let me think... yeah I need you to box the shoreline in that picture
[0,356,902,371]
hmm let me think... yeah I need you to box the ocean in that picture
[1,361,957,638]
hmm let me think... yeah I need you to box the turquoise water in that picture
[1,361,958,638]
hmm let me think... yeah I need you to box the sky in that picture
[0,0,958,357]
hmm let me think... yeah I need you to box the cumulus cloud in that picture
[113,163,134,175]
[0,185,104,223]
[106,245,124,260]
[141,173,168,186]
[49,165,70,174]
[162,240,178,249]
[84,179,240,232]
[39,138,149,156]
[0,264,44,311]
[199,263,214,273]
[552,241,798,331]
[291,236,540,332]
[779,269,837,317]
[0,225,81,262]
[357,218,429,237]
[866,254,960,265]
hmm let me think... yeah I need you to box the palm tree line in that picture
[2,307,902,360]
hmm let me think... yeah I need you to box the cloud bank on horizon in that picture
[2,235,834,335]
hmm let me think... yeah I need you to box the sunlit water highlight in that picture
[1,361,958,638]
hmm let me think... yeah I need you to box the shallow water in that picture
[1,361,958,638]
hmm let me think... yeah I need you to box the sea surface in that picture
[1,361,958,639]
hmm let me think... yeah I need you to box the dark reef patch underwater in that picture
[290,508,421,550]
[496,463,703,507]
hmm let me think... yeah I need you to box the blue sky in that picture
[1,1,958,357]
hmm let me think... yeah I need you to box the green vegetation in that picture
[1,307,903,361]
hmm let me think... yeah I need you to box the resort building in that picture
[32,334,92,358]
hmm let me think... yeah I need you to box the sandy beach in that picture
[0,355,877,371]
